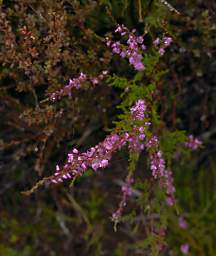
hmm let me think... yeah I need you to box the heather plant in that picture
[24,23,202,254]
[0,1,215,255]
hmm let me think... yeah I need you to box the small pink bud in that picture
[73,148,79,154]
[178,217,188,229]
[180,244,189,255]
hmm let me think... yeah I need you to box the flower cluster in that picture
[128,126,145,152]
[178,217,189,254]
[51,133,126,184]
[147,136,176,206]
[50,99,147,184]
[147,136,165,178]
[185,135,202,150]
[50,70,108,101]
[106,24,146,71]
[149,150,165,179]
[153,36,173,55]
[163,169,176,206]
[50,97,177,209]
[130,99,146,120]
[51,100,150,224]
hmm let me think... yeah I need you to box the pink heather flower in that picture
[164,170,175,194]
[147,136,176,206]
[91,161,99,171]
[129,53,144,71]
[106,38,112,47]
[134,62,145,71]
[106,25,146,71]
[153,37,160,45]
[166,196,175,206]
[121,184,132,196]
[136,36,144,44]
[112,42,121,54]
[163,36,172,47]
[91,78,99,85]
[112,176,134,225]
[146,136,159,149]
[128,127,145,152]
[72,148,79,154]
[185,135,202,150]
[109,26,172,70]
[50,71,108,101]
[141,44,147,50]
[100,159,109,168]
[130,99,146,120]
[178,217,188,229]
[159,48,165,56]
[79,72,87,80]
[120,51,127,58]
[163,170,176,205]
[154,36,172,55]
[150,151,165,178]
[114,24,128,35]
[50,100,147,184]
[180,244,189,255]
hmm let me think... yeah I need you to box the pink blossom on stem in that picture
[154,35,173,56]
[159,48,165,56]
[50,99,147,184]
[150,150,165,178]
[112,176,134,226]
[130,99,146,120]
[163,36,172,47]
[114,24,127,35]
[153,37,160,46]
[106,24,146,71]
[178,216,188,229]
[180,244,189,255]
[147,136,176,206]
[185,135,202,150]
[50,70,108,101]
[163,169,176,206]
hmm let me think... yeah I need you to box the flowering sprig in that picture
[23,26,203,242]
[51,132,127,184]
[180,243,189,255]
[106,24,146,71]
[185,135,202,150]
[50,70,108,101]
[51,99,147,185]
[130,99,146,120]
[178,216,189,254]
[147,136,176,206]
[153,36,173,55]
[112,175,134,229]
[106,24,173,71]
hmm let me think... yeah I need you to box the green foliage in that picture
[160,130,186,165]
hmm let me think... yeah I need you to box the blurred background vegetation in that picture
[0,0,215,255]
